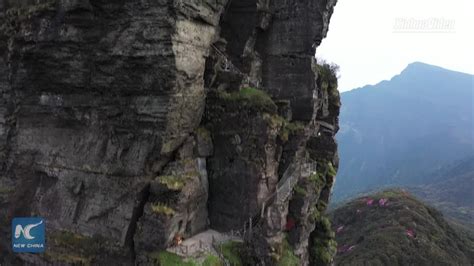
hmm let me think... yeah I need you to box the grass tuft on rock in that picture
[308,172,326,190]
[327,162,337,178]
[202,255,222,266]
[219,87,277,113]
[151,203,175,216]
[280,121,305,142]
[150,251,221,266]
[276,239,300,266]
[293,185,307,196]
[158,175,187,190]
[218,241,243,266]
[151,251,194,266]
[156,171,198,191]
[45,231,106,264]
[263,114,305,142]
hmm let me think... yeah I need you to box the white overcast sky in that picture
[317,0,474,92]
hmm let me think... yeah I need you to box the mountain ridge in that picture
[330,189,474,265]
[334,62,473,201]
[343,62,474,93]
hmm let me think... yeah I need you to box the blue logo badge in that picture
[12,217,45,253]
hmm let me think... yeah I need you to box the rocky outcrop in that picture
[0,0,339,265]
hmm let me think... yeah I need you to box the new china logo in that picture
[12,217,45,253]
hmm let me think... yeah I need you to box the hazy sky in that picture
[317,0,474,92]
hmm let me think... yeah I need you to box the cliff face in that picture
[0,0,339,265]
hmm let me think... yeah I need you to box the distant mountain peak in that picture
[407,61,432,67]
[401,62,444,75]
[400,62,471,77]
[336,59,473,203]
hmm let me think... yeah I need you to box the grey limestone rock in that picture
[0,0,340,264]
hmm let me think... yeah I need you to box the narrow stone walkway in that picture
[166,160,308,258]
[167,229,242,257]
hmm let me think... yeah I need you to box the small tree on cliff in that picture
[316,58,340,85]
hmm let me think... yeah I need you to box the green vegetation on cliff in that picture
[218,241,243,266]
[280,121,305,142]
[310,216,337,266]
[151,203,176,216]
[44,231,107,264]
[151,251,221,266]
[276,239,300,266]
[218,87,277,113]
[316,61,339,89]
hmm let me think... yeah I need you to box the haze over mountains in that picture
[409,156,474,226]
[334,62,473,202]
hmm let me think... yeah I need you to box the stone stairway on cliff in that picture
[245,158,312,234]
[166,159,310,258]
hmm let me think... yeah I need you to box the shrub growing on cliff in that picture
[294,185,307,196]
[263,114,305,142]
[219,87,277,113]
[316,59,339,87]
[309,172,326,191]
[309,216,337,266]
[276,239,300,266]
[280,121,305,142]
[327,162,337,178]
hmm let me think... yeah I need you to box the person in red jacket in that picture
[285,217,296,231]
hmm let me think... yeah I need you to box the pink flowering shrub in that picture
[366,198,374,206]
[379,198,388,206]
[406,229,416,238]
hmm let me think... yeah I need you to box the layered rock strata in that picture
[0,0,339,265]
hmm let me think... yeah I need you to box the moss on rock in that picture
[45,230,107,265]
[196,127,212,142]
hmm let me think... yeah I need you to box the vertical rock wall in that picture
[0,0,339,265]
[0,0,228,263]
[205,0,339,265]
